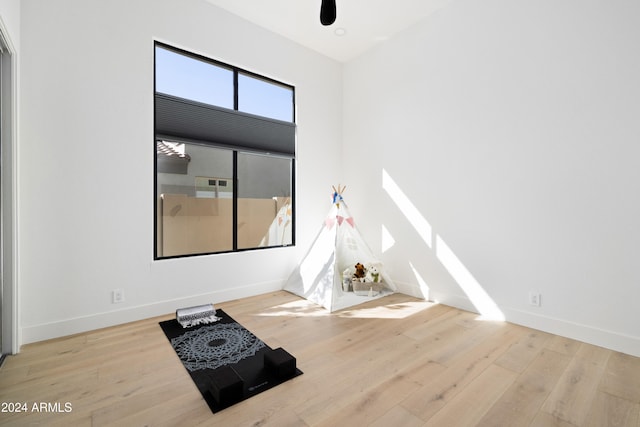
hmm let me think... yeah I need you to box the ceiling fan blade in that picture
[320,0,337,26]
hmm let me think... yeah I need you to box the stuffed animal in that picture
[353,263,366,281]
[365,265,381,283]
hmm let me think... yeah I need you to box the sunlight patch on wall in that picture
[382,168,504,321]
[381,224,396,253]
[409,261,430,300]
[435,236,504,321]
[382,169,432,249]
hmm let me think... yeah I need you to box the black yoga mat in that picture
[160,309,302,413]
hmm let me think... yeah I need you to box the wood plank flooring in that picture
[1,291,639,426]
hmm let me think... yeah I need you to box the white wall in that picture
[19,0,342,343]
[344,0,640,356]
[18,0,640,357]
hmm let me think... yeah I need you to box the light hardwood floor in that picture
[1,291,639,426]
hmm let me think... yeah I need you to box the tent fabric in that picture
[259,202,293,247]
[284,193,396,312]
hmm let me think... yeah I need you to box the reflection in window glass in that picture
[238,73,294,122]
[155,46,234,108]
[237,153,293,249]
[156,142,234,257]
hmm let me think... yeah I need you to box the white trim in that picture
[503,307,640,359]
[0,15,18,355]
[21,275,640,358]
[430,290,640,358]
[429,291,477,313]
[393,280,429,301]
[20,280,282,345]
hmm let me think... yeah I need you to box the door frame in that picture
[0,19,18,355]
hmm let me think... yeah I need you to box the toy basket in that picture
[352,281,384,296]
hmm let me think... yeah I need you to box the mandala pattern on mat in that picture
[171,322,266,372]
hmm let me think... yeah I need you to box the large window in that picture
[154,43,295,259]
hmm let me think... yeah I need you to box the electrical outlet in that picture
[112,289,124,304]
[529,292,541,307]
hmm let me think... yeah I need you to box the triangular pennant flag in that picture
[325,218,335,229]
[346,217,355,227]
[336,215,344,225]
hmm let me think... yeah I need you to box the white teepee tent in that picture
[284,187,397,312]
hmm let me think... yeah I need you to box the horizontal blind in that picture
[155,93,296,156]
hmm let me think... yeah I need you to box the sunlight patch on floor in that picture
[257,296,436,320]
[258,299,330,317]
[337,300,437,319]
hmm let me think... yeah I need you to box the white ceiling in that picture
[205,0,450,63]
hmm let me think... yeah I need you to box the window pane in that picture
[155,46,234,109]
[237,153,293,249]
[157,142,234,257]
[154,43,296,259]
[238,73,294,122]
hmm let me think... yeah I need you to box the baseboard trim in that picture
[429,291,640,357]
[393,280,429,301]
[21,282,640,358]
[503,307,640,358]
[20,280,282,346]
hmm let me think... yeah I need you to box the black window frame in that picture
[153,41,296,260]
